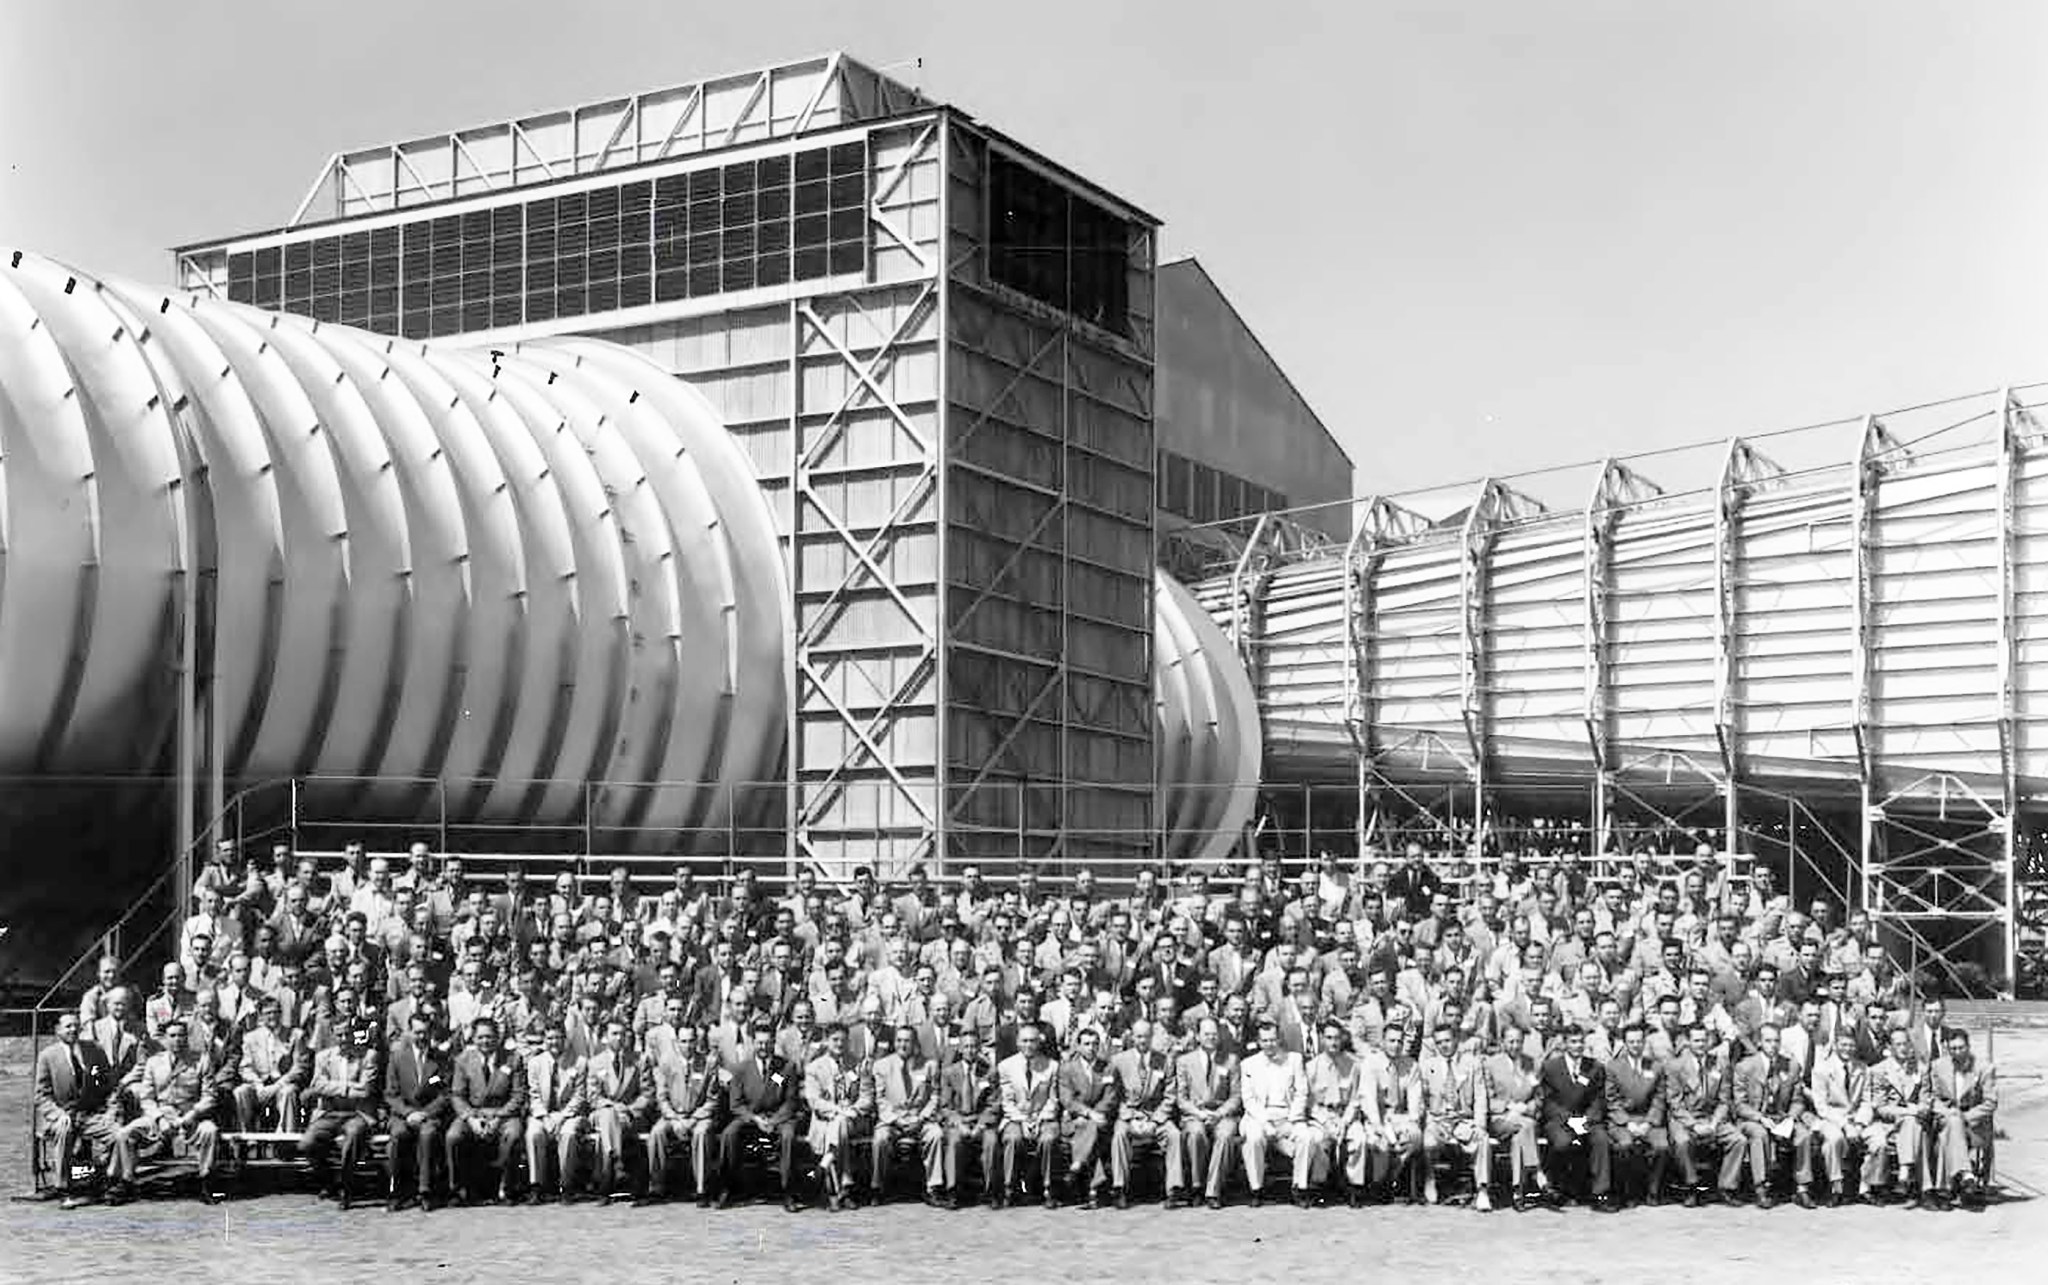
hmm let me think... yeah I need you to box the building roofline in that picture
[1159,255,1352,468]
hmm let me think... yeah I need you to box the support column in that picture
[1852,415,1907,945]
[1995,388,2039,997]
[1713,440,1783,877]
[1584,460,1661,861]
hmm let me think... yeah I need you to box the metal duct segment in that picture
[1153,570,1261,869]
[0,248,787,851]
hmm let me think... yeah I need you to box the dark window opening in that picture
[988,153,1131,337]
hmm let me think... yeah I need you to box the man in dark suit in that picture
[1603,1022,1671,1206]
[936,1026,1001,1209]
[446,1016,526,1204]
[383,1011,452,1209]
[715,1012,800,1210]
[688,940,743,1030]
[34,1013,118,1208]
[1538,1026,1612,1207]
[1057,1026,1120,1208]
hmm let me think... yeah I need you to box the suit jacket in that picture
[1537,1053,1608,1128]
[1360,1051,1424,1125]
[1868,1054,1928,1121]
[1420,1050,1481,1123]
[91,1018,146,1086]
[803,1052,871,1122]
[1057,1054,1119,1134]
[1110,1047,1176,1124]
[1304,1052,1361,1128]
[33,1040,113,1122]
[1664,1050,1731,1129]
[1480,1051,1542,1121]
[1602,1052,1667,1127]
[939,1056,1000,1129]
[584,1048,652,1119]
[1928,1055,1996,1122]
[383,1038,452,1119]
[870,1051,937,1126]
[525,1050,587,1120]
[652,1050,722,1123]
[309,1045,382,1117]
[723,1052,797,1124]
[996,1051,1060,1128]
[452,1047,526,1121]
[1731,1052,1807,1123]
[1239,1049,1307,1127]
[239,1026,302,1089]
[1175,1047,1242,1120]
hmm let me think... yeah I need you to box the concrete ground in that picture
[3,1030,2044,1285]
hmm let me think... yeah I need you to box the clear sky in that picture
[4,0,2045,497]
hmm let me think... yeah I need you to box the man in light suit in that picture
[523,1023,586,1203]
[298,1018,382,1208]
[1176,1015,1241,1209]
[869,1023,941,1204]
[582,1018,651,1200]
[996,1022,1061,1207]
[382,1010,451,1210]
[645,1022,723,1206]
[1730,1023,1812,1208]
[34,1012,118,1208]
[1864,1024,1930,1203]
[90,988,148,1106]
[233,996,303,1132]
[1664,1023,1743,1205]
[1603,1022,1671,1207]
[937,1026,1001,1209]
[804,1024,869,1210]
[1298,1017,1361,1206]
[446,1015,526,1204]
[1805,1025,1865,1205]
[1238,1016,1307,1206]
[1108,1018,1181,1208]
[1357,1022,1425,1200]
[1928,1027,1996,1208]
[116,1014,223,1203]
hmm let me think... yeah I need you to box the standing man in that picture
[297,1021,381,1209]
[382,1011,451,1210]
[1108,1019,1181,1208]
[715,1012,800,1211]
[446,1016,526,1205]
[34,1013,118,1209]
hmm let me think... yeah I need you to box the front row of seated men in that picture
[37,999,1999,1213]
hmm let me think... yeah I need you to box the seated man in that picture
[1863,1024,1930,1204]
[297,1020,382,1209]
[869,1023,941,1205]
[1730,1023,1813,1208]
[234,996,304,1133]
[645,1023,722,1206]
[1358,1023,1425,1202]
[445,1016,526,1204]
[715,1012,801,1211]
[1479,1026,1550,1209]
[1057,1026,1119,1208]
[1419,1020,1483,1208]
[1603,1022,1672,1207]
[1664,1024,1743,1206]
[1299,1018,1360,1207]
[1238,1017,1308,1207]
[1109,1019,1182,1208]
[1537,1025,1612,1208]
[996,1021,1061,1207]
[804,1024,869,1210]
[1805,1025,1864,1206]
[115,1014,224,1204]
[524,1024,588,1203]
[583,1018,651,1200]
[34,1012,119,1208]
[382,1011,452,1210]
[937,1026,1001,1209]
[1175,1016,1242,1210]
[1929,1027,1997,1208]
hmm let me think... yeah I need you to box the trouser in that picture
[1111,1117,1184,1191]
[386,1116,445,1196]
[112,1116,218,1183]
[1240,1116,1300,1190]
[233,1082,302,1133]
[1862,1116,1924,1189]
[1000,1120,1057,1193]
[1180,1117,1239,1198]
[1668,1121,1743,1189]
[445,1115,525,1194]
[717,1117,796,1194]
[298,1111,371,1187]
[589,1105,636,1190]
[1423,1118,1481,1188]
[1810,1117,1853,1184]
[872,1120,945,1192]
[1064,1118,1108,1189]
[1541,1120,1612,1196]
[1933,1109,1992,1189]
[1731,1119,1812,1190]
[526,1115,584,1192]
[1604,1123,1670,1197]
[1358,1116,1423,1187]
[1484,1114,1542,1187]
[647,1117,714,1195]
[41,1108,120,1190]
[941,1122,999,1192]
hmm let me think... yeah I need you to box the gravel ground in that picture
[3,1033,2044,1285]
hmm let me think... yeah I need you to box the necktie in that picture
[900,1059,912,1103]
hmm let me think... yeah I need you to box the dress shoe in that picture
[103,1184,131,1207]
[1249,1190,1265,1208]
[1043,1191,1060,1210]
[1793,1190,1816,1210]
[634,1192,662,1208]
[1825,1186,1843,1208]
[783,1193,804,1213]
[59,1195,88,1211]
[1681,1189,1700,1208]
[944,1191,961,1210]
[200,1188,225,1206]
[448,1189,469,1208]
[1164,1190,1185,1210]
[714,1191,734,1209]
[1113,1188,1129,1210]
[1644,1189,1664,1207]
[1756,1193,1778,1210]
[1474,1188,1493,1213]
[386,1193,407,1213]
[338,1189,354,1211]
[826,1192,843,1213]
[1205,1195,1223,1210]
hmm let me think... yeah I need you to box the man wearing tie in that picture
[1805,1024,1865,1205]
[1108,1018,1181,1208]
[1237,1017,1307,1206]
[869,1023,941,1205]
[1928,1027,1997,1208]
[1664,1023,1743,1205]
[1537,1025,1612,1208]
[234,996,303,1132]
[1299,1017,1361,1206]
[996,1022,1061,1207]
[33,1012,118,1209]
[1864,1024,1930,1204]
[1419,1019,1482,1207]
[297,1019,381,1209]
[715,1013,801,1211]
[523,1023,587,1202]
[383,1011,451,1210]
[645,1022,723,1206]
[583,1018,651,1200]
[91,988,148,1107]
[445,1015,526,1205]
[804,1024,870,1211]
[1175,1015,1241,1209]
[1057,1025,1120,1208]
[1602,1022,1671,1207]
[1358,1023,1425,1202]
[1480,1025,1549,1210]
[1730,1023,1812,1208]
[937,1026,1001,1209]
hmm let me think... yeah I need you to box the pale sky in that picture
[4,0,2045,498]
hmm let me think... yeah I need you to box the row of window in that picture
[1157,448,1288,525]
[987,154,1132,338]
[224,142,870,338]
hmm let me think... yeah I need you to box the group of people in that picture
[33,837,2001,1217]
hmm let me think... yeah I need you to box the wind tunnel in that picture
[0,248,1262,856]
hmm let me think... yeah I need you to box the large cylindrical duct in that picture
[0,248,788,846]
[1154,570,1261,868]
